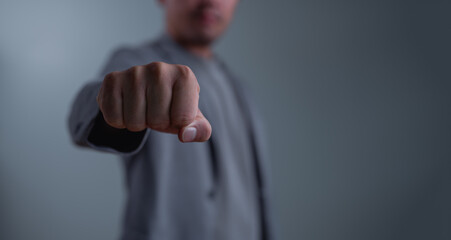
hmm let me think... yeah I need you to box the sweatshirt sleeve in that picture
[67,47,150,156]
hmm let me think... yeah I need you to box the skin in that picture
[161,0,239,58]
[96,0,239,142]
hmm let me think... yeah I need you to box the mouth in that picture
[192,9,220,26]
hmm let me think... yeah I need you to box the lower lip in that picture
[196,13,217,25]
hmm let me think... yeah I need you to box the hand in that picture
[96,62,212,142]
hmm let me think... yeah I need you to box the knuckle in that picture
[146,62,165,84]
[147,61,163,68]
[108,71,121,80]
[127,66,137,76]
[104,71,118,84]
[125,70,143,89]
[103,71,122,91]
[146,61,163,74]
[175,65,198,90]
[128,66,139,78]
[108,71,120,78]
[177,65,193,78]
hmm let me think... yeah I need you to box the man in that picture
[68,0,275,239]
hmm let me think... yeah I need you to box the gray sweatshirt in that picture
[68,33,275,240]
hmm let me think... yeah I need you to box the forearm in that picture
[67,80,149,155]
[68,81,102,147]
[87,111,148,153]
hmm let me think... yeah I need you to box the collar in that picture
[155,32,219,67]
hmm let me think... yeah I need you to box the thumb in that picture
[178,109,212,143]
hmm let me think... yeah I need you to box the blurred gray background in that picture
[1,0,450,239]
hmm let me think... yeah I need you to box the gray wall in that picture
[1,0,450,240]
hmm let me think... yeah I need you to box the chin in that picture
[193,28,223,45]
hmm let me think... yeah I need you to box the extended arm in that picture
[67,48,211,155]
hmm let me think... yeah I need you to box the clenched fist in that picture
[96,61,212,143]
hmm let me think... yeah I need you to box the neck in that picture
[167,30,213,59]
[182,44,213,59]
